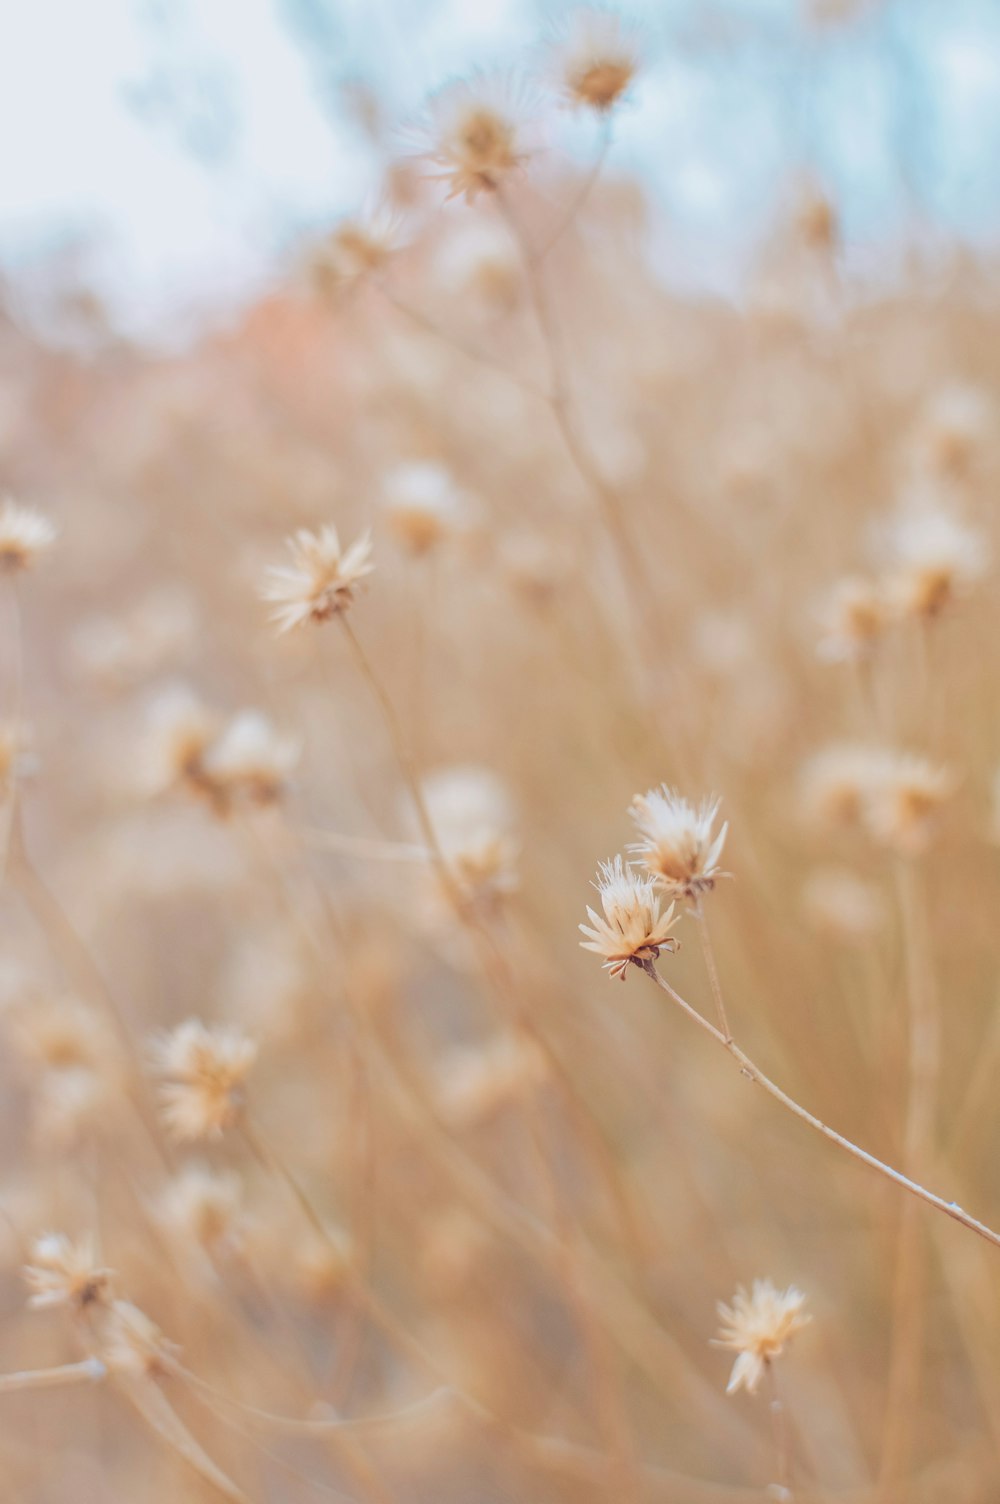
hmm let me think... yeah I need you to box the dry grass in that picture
[1,17,1000,1501]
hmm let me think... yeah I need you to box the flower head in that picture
[882,503,986,620]
[556,8,641,113]
[864,750,954,855]
[262,525,373,633]
[421,73,534,203]
[714,1279,811,1395]
[149,1019,257,1141]
[382,462,466,557]
[817,575,890,663]
[200,710,300,808]
[24,1233,113,1312]
[306,202,404,293]
[580,855,680,980]
[0,498,56,571]
[628,787,728,901]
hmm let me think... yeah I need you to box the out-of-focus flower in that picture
[628,787,728,902]
[864,750,954,855]
[0,498,56,571]
[157,1164,246,1261]
[580,855,680,980]
[714,1279,811,1395]
[801,866,886,943]
[142,683,220,799]
[149,1019,257,1142]
[420,73,534,203]
[817,575,890,663]
[555,8,641,113]
[799,744,888,831]
[200,710,300,808]
[882,503,987,620]
[382,462,466,557]
[262,525,374,633]
[24,1233,113,1312]
[306,203,405,293]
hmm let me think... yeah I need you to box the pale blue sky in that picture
[1,0,999,342]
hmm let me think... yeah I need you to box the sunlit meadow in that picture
[1,3,1000,1500]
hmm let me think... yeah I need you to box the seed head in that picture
[714,1279,811,1395]
[24,1232,113,1312]
[149,1019,257,1141]
[383,462,466,557]
[864,750,954,855]
[580,855,680,980]
[0,498,56,571]
[200,710,300,809]
[817,575,890,663]
[262,525,374,633]
[556,8,641,113]
[882,503,986,620]
[628,787,728,901]
[421,73,533,203]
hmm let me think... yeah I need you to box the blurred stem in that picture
[530,115,613,264]
[879,857,937,1495]
[0,574,22,877]
[764,1358,793,1501]
[7,802,170,1168]
[695,898,731,1040]
[641,962,1000,1252]
[0,1359,105,1393]
[338,613,650,1272]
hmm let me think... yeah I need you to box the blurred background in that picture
[3,0,1000,341]
[2,2,1000,1502]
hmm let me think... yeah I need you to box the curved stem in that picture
[641,962,1000,1252]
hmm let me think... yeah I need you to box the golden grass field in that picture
[1,10,1000,1500]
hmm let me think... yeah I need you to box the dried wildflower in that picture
[100,1300,179,1378]
[142,683,220,798]
[437,1033,547,1129]
[817,575,890,663]
[383,462,466,557]
[799,744,888,831]
[24,1233,113,1312]
[200,710,300,808]
[157,1163,246,1259]
[262,525,374,633]
[150,1019,257,1141]
[580,855,680,980]
[628,787,728,902]
[557,8,641,113]
[418,765,520,918]
[421,73,533,203]
[714,1280,811,1395]
[864,751,954,855]
[916,385,990,480]
[882,503,987,620]
[0,498,56,571]
[801,867,885,943]
[307,203,404,293]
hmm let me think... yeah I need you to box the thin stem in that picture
[695,899,731,1041]
[375,280,545,399]
[879,857,937,1495]
[0,1358,106,1393]
[764,1359,793,1501]
[0,574,23,877]
[530,116,613,264]
[641,962,1000,1252]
